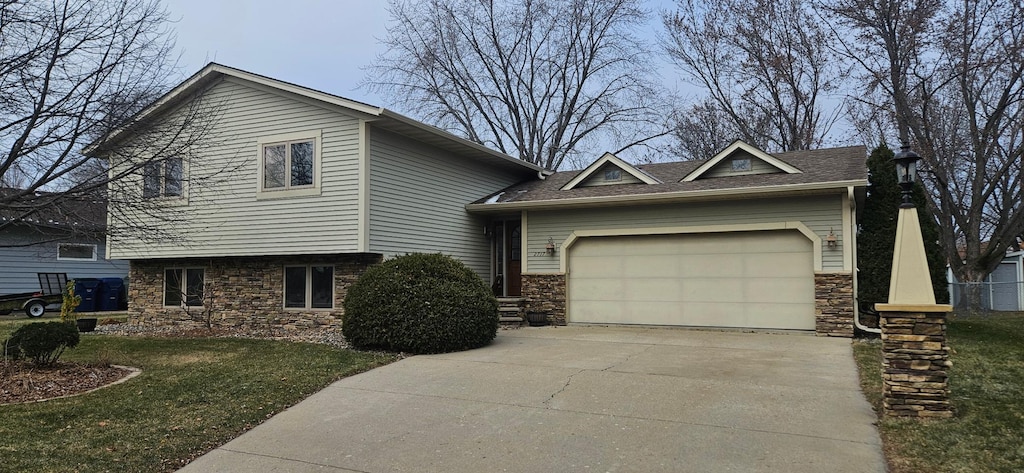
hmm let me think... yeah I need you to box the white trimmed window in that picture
[164,268,205,307]
[57,243,97,261]
[143,157,183,199]
[284,265,334,309]
[257,131,322,196]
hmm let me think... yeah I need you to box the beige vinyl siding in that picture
[368,129,521,279]
[702,153,782,178]
[526,194,846,272]
[108,77,364,259]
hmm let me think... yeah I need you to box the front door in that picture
[492,220,522,297]
[507,223,522,296]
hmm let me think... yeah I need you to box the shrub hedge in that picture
[5,322,80,365]
[342,253,498,354]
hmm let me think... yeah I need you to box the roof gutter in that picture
[466,179,868,212]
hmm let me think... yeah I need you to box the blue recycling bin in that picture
[74,278,101,312]
[99,277,126,311]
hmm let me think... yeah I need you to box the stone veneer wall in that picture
[521,273,566,325]
[879,310,952,418]
[815,272,854,337]
[128,254,381,330]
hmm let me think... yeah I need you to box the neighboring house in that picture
[0,191,129,295]
[88,63,866,336]
[947,250,1024,311]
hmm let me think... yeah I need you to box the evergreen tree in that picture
[858,144,949,311]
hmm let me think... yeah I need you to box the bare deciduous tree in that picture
[670,98,741,160]
[663,0,846,153]
[364,0,667,171]
[0,0,221,246]
[828,0,1024,310]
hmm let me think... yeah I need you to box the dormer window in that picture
[604,169,622,181]
[732,158,752,172]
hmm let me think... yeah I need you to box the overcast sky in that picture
[163,0,391,104]
[160,0,851,158]
[162,0,684,106]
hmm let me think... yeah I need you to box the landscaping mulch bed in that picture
[1,362,133,405]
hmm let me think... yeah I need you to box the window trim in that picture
[256,130,322,199]
[142,157,186,200]
[163,267,205,308]
[56,243,97,261]
[283,264,335,310]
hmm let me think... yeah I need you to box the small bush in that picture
[6,322,80,365]
[343,253,498,354]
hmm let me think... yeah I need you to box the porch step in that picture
[497,297,526,327]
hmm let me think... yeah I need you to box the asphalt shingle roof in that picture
[473,145,868,205]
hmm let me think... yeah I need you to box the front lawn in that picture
[853,312,1024,472]
[0,320,395,472]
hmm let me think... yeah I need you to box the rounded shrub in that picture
[342,253,499,354]
[6,321,80,365]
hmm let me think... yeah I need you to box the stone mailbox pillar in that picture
[876,305,953,418]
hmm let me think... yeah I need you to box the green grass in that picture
[853,312,1024,472]
[0,318,396,472]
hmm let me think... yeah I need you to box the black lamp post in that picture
[893,145,921,208]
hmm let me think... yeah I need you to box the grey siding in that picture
[368,128,522,279]
[525,194,846,272]
[108,77,363,259]
[0,227,128,294]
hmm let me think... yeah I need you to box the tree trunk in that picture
[953,268,987,313]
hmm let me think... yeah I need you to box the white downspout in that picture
[850,186,880,334]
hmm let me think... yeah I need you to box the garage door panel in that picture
[623,256,679,277]
[570,279,625,301]
[623,278,685,302]
[744,252,813,277]
[621,301,685,325]
[681,254,746,277]
[681,279,738,303]
[743,277,812,304]
[568,231,815,330]
[569,255,623,277]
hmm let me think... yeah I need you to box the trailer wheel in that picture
[24,300,45,318]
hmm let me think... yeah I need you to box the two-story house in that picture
[89,63,866,336]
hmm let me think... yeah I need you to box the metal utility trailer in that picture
[0,273,68,317]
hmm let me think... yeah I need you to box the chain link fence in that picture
[948,281,1023,312]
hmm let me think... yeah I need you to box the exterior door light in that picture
[826,228,838,249]
[545,238,556,256]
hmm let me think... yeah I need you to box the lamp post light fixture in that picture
[893,145,921,208]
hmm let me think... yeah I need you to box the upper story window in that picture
[57,243,97,261]
[257,131,322,198]
[604,169,622,181]
[143,157,183,199]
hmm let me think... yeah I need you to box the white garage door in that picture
[567,231,815,330]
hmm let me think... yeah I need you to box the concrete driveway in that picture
[179,326,885,472]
